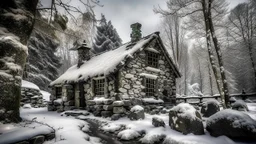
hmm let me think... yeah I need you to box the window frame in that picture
[145,78,157,97]
[93,77,105,96]
[55,86,62,98]
[146,51,159,68]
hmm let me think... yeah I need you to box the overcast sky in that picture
[94,0,248,43]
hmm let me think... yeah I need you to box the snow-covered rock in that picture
[23,104,32,109]
[101,123,122,133]
[206,109,256,140]
[169,103,204,135]
[117,129,141,140]
[201,99,220,117]
[113,101,124,107]
[142,98,164,104]
[231,100,249,111]
[152,117,165,127]
[128,105,145,120]
[140,133,165,144]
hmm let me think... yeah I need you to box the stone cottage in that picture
[48,23,181,114]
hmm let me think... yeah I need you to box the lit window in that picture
[145,78,156,97]
[94,78,105,96]
[147,51,159,68]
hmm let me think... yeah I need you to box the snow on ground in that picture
[76,103,256,144]
[41,90,51,102]
[246,103,256,120]
[21,80,40,90]
[3,102,254,144]
[0,124,53,144]
[20,107,100,144]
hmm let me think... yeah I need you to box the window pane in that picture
[94,78,105,96]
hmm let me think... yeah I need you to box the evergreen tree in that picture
[23,12,62,91]
[93,14,122,53]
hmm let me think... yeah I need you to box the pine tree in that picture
[93,14,122,53]
[23,13,62,91]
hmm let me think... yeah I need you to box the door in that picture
[75,84,80,108]
[79,82,86,108]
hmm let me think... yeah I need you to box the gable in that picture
[147,36,181,78]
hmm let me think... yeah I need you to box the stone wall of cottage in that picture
[118,44,177,104]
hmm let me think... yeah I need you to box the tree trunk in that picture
[208,0,230,107]
[208,63,214,96]
[201,0,225,107]
[197,57,203,93]
[0,0,38,122]
[248,42,256,89]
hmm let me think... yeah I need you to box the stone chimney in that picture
[130,22,142,42]
[76,40,91,68]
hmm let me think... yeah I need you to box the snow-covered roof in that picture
[22,80,40,90]
[51,32,180,86]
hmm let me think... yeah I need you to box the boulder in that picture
[152,117,165,127]
[201,99,220,117]
[113,107,126,114]
[113,101,124,107]
[123,100,131,107]
[206,109,256,140]
[103,99,113,105]
[30,135,45,144]
[169,103,204,135]
[103,105,113,111]
[231,100,249,111]
[111,114,121,121]
[101,111,113,118]
[128,105,145,120]
[87,100,96,106]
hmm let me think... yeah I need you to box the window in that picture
[56,87,62,98]
[93,78,105,96]
[147,51,159,68]
[145,78,156,97]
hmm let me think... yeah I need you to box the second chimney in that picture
[130,22,142,42]
[76,40,91,68]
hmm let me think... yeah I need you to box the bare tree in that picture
[155,0,230,107]
[227,0,256,90]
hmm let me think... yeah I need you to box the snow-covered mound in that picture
[22,80,40,90]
